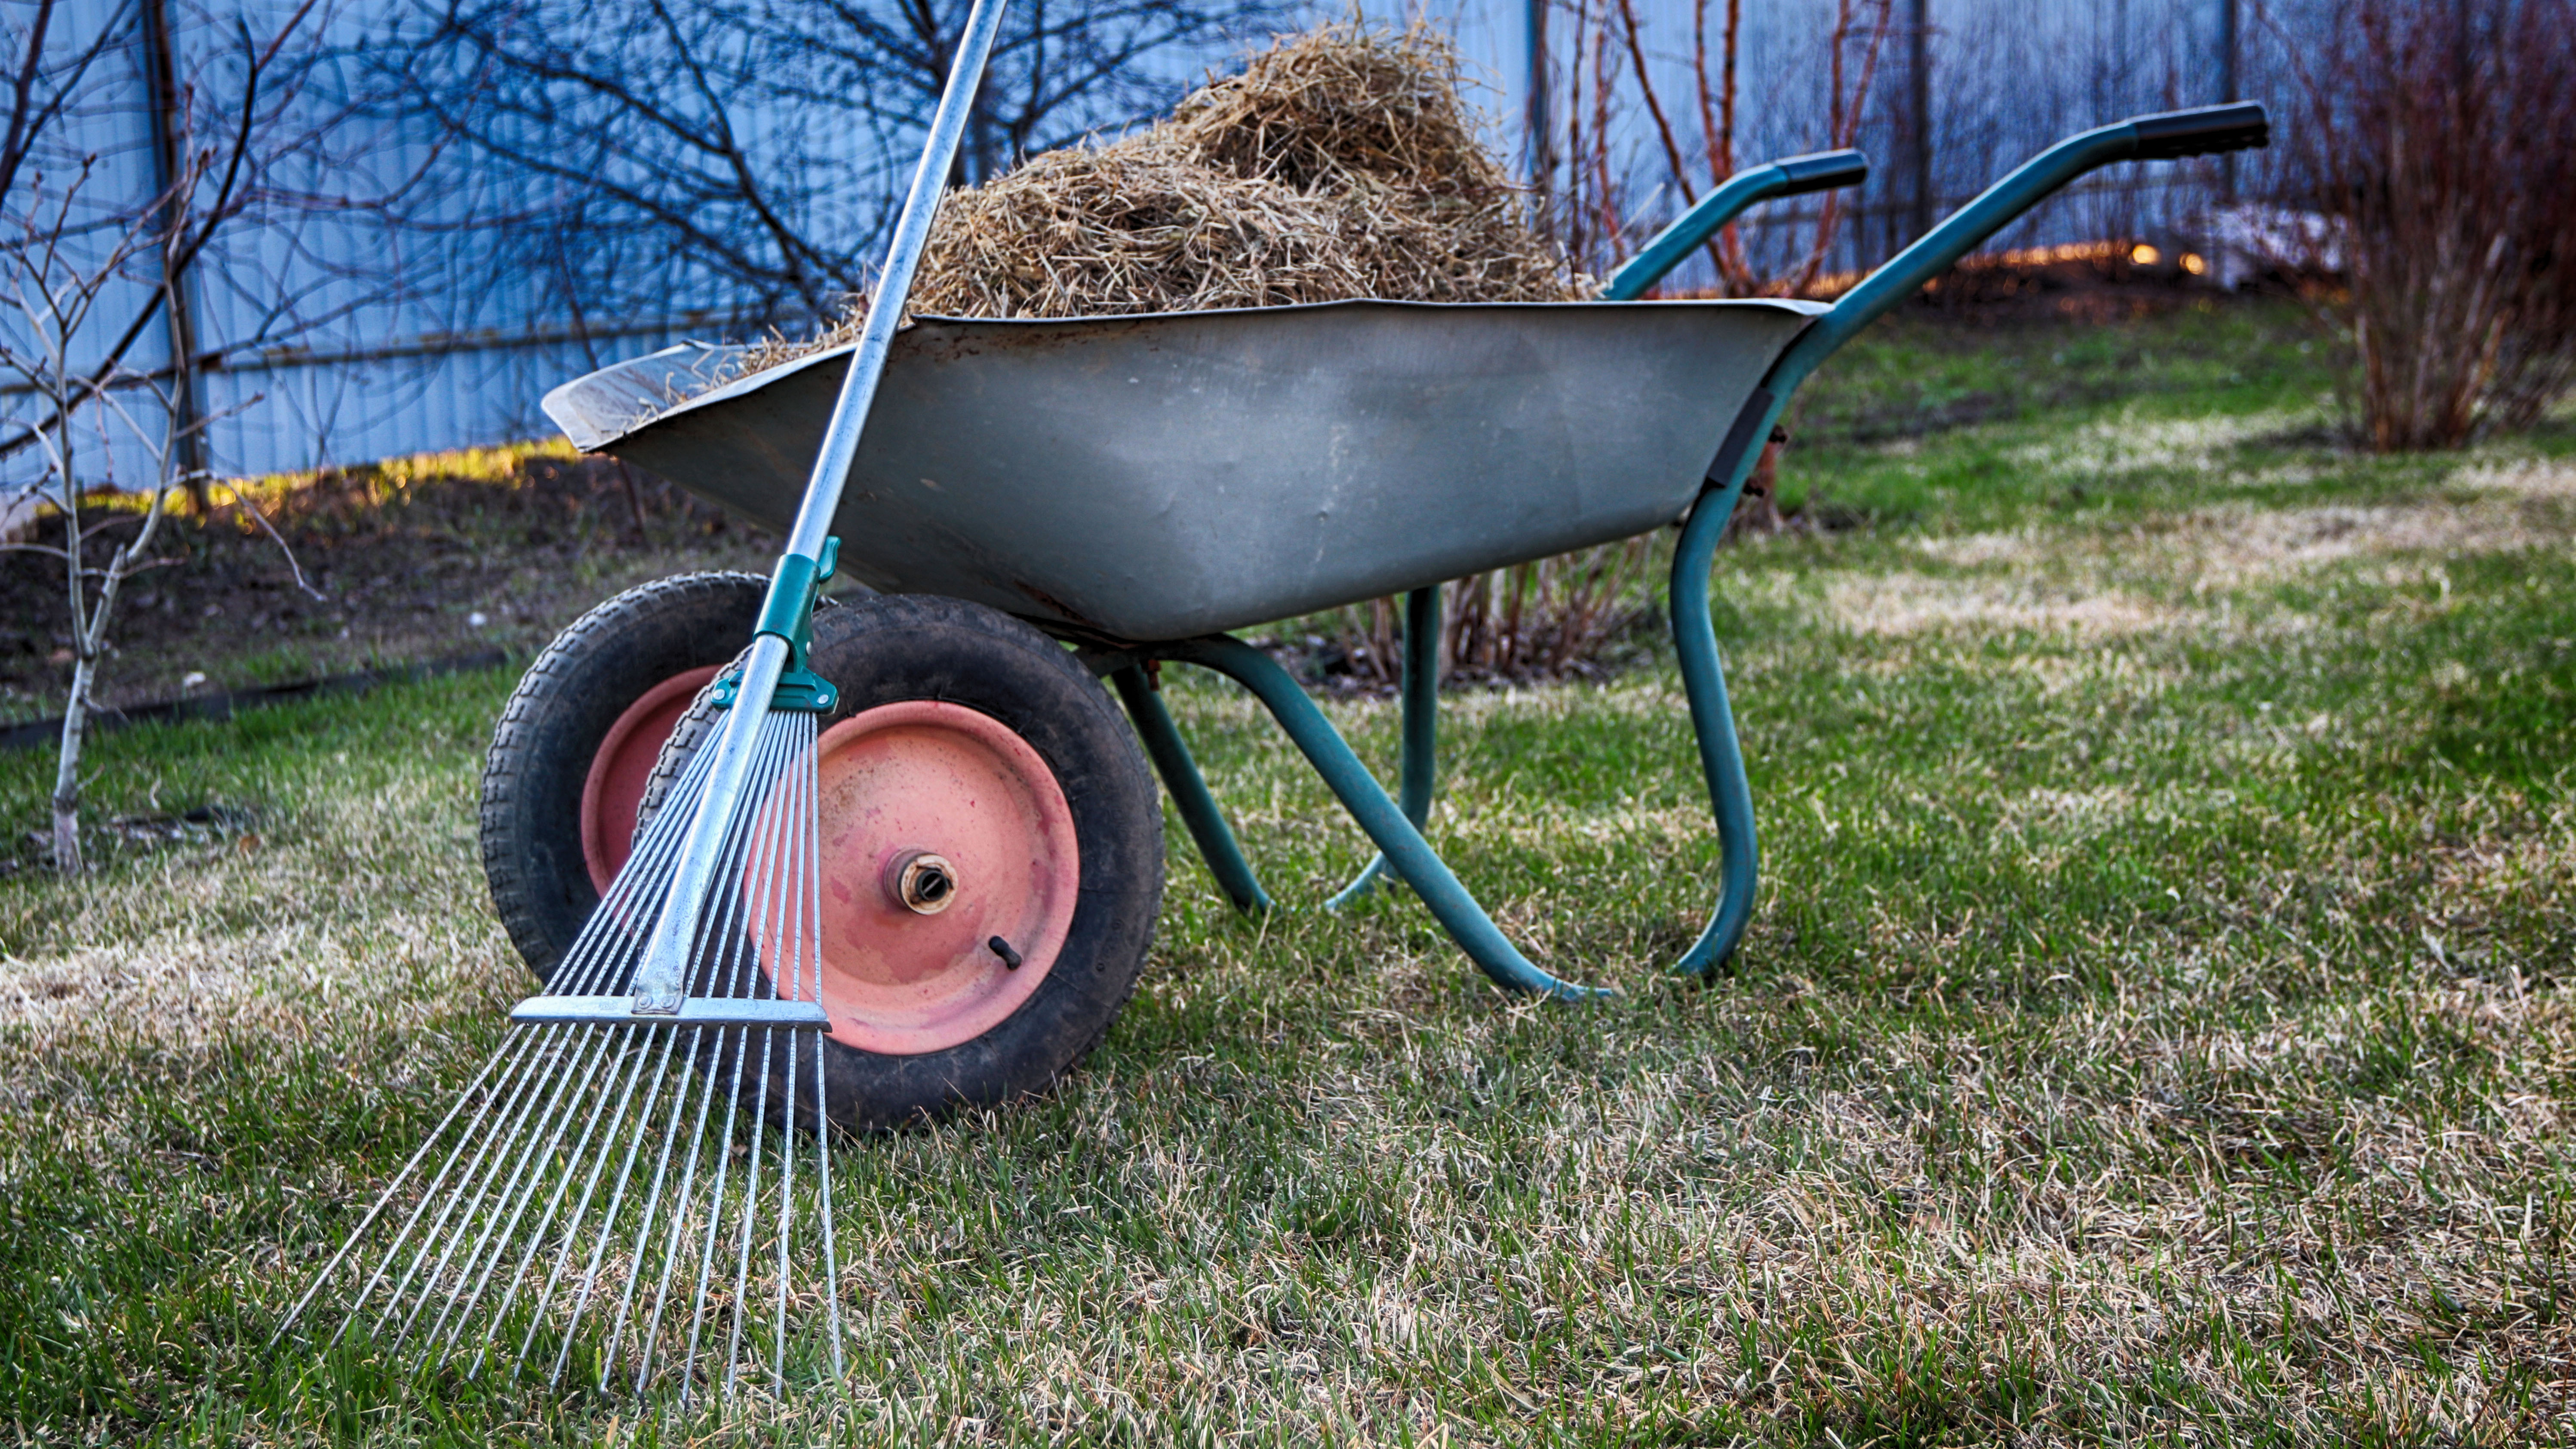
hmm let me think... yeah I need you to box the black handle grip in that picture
[1772,149,1871,196]
[2128,102,2269,160]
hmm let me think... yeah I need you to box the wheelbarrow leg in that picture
[1327,586,1442,908]
[1109,665,1273,914]
[1163,636,1604,1000]
[1666,397,1784,978]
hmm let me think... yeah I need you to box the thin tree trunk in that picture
[50,654,88,871]
[48,483,172,873]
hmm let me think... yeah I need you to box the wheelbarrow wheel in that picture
[478,571,853,981]
[640,594,1165,1131]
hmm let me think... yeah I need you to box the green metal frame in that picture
[1102,108,2266,996]
[1325,585,1441,908]
[1108,665,1273,915]
[1600,148,1869,302]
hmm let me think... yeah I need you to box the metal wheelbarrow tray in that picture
[521,105,2270,1011]
[548,299,1823,644]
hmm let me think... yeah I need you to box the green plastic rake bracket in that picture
[714,536,842,713]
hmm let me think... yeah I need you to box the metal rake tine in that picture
[722,1026,780,1398]
[745,716,801,999]
[815,1030,843,1381]
[396,756,712,1354]
[651,714,802,1397]
[772,738,818,1389]
[762,1021,793,1382]
[666,709,791,994]
[806,739,845,1381]
[658,717,783,1015]
[543,717,721,1000]
[397,743,710,1363]
[509,1014,678,1373]
[609,737,772,1398]
[594,1060,704,1388]
[274,1036,520,1344]
[610,846,762,1403]
[591,1009,723,1388]
[792,719,846,1382]
[380,1074,560,1349]
[796,726,832,1387]
[687,744,793,1400]
[724,725,805,1397]
[378,1024,605,1346]
[740,714,807,995]
[624,1018,734,1395]
[452,1018,659,1375]
[405,855,679,1360]
[549,1021,689,1387]
[681,1021,757,1400]
[336,1023,572,1348]
[418,1017,638,1362]
[536,718,757,1384]
[330,1014,579,1332]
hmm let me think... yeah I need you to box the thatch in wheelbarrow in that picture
[744,21,1586,371]
[739,22,1632,690]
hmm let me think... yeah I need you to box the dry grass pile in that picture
[745,23,1583,370]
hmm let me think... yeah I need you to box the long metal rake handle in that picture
[785,0,1009,563]
[624,0,1012,1015]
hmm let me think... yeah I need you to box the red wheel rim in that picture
[776,701,1080,1055]
[579,665,723,892]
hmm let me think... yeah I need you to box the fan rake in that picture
[283,707,844,1396]
[278,0,1011,1402]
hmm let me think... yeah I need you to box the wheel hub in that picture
[884,849,959,914]
[775,700,1079,1055]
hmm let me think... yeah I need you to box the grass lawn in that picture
[3,298,2573,1444]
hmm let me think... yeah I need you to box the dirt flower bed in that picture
[1,448,780,726]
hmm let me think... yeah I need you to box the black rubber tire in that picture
[479,572,844,982]
[650,594,1165,1132]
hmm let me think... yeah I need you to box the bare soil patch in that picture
[3,449,778,726]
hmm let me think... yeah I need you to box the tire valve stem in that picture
[988,935,1023,970]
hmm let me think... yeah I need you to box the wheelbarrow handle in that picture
[1602,148,1869,300]
[2133,102,2270,160]
[1763,102,2271,394]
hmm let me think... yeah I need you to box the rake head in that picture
[283,0,1019,1387]
[282,704,845,1401]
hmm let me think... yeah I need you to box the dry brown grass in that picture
[738,22,1586,374]
[9,306,2575,1444]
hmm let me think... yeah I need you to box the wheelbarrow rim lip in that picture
[544,294,1830,454]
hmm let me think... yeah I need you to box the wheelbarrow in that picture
[487,105,2267,1129]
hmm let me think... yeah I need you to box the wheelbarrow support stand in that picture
[1110,103,2269,996]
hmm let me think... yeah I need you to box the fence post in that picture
[1525,0,1553,203]
[1906,0,1933,244]
[139,0,208,508]
[2217,0,2240,199]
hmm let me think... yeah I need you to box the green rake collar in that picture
[713,537,842,714]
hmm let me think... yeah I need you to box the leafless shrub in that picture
[0,0,325,871]
[367,0,1298,336]
[5,162,212,872]
[1596,0,1895,296]
[2284,0,2576,449]
[1440,536,1660,684]
[1318,0,1897,695]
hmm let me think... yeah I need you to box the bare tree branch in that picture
[359,0,1294,335]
